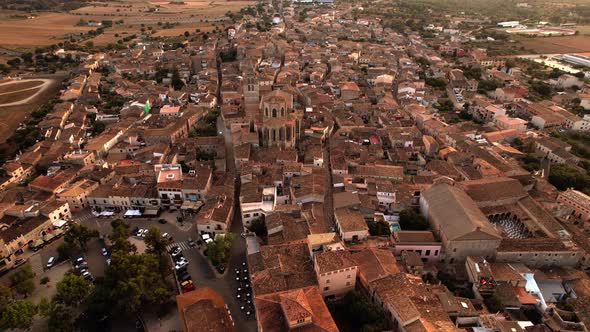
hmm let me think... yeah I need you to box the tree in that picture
[98,252,173,316]
[171,67,184,90]
[65,224,99,252]
[10,264,35,297]
[57,241,76,259]
[0,300,37,330]
[54,273,92,306]
[530,80,552,98]
[328,291,389,332]
[109,219,136,254]
[548,163,590,192]
[47,303,74,332]
[205,233,235,268]
[434,99,455,113]
[398,208,429,231]
[144,226,171,277]
[368,221,391,236]
[0,284,13,311]
[249,218,267,237]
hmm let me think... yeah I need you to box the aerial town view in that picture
[1,0,590,331]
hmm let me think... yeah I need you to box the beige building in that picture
[56,179,100,211]
[558,188,590,222]
[420,183,502,264]
[334,207,369,242]
[314,250,357,297]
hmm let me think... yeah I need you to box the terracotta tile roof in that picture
[314,250,356,274]
[255,286,338,332]
[176,287,235,332]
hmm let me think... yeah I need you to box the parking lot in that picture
[75,207,257,331]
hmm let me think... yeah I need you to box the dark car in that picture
[177,270,190,281]
[178,273,191,282]
[158,219,167,224]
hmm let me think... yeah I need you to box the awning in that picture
[143,209,159,216]
[124,210,142,217]
[43,233,55,242]
[181,201,204,210]
[52,219,67,228]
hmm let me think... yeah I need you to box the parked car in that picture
[13,258,26,269]
[188,238,195,247]
[101,248,108,256]
[175,261,188,271]
[46,257,56,268]
[182,283,195,293]
[170,247,182,257]
[74,262,88,270]
[158,219,167,224]
[177,270,190,281]
[178,273,191,282]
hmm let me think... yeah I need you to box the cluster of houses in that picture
[2,0,590,331]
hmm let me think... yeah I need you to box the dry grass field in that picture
[517,35,590,54]
[0,12,95,49]
[0,0,254,49]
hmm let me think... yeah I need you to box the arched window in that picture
[265,108,269,117]
[281,108,285,117]
[272,109,277,118]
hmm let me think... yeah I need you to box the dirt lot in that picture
[0,88,42,104]
[0,80,44,94]
[0,75,65,143]
[517,35,590,54]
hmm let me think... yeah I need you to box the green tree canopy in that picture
[65,224,99,252]
[205,233,235,268]
[144,226,171,277]
[109,219,137,254]
[0,299,37,330]
[54,273,92,307]
[10,264,35,297]
[398,208,429,231]
[249,219,267,237]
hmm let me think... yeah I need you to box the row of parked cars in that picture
[132,227,174,241]
[73,257,94,282]
[170,246,194,293]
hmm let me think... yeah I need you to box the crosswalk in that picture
[166,241,190,251]
[76,212,94,223]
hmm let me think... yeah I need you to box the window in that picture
[346,281,351,286]
[425,250,431,256]
[324,287,330,291]
[347,274,351,279]
[326,279,330,284]
[297,318,305,324]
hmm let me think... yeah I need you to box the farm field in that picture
[0,12,95,49]
[0,0,254,49]
[516,35,590,54]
